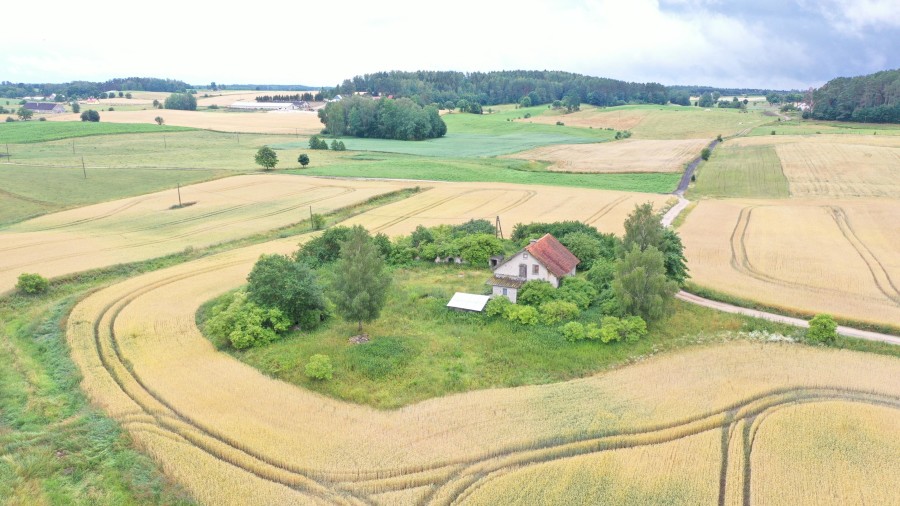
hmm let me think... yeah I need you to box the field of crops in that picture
[66,239,900,504]
[518,104,771,139]
[0,175,412,293]
[690,143,790,198]
[724,135,900,198]
[341,182,671,236]
[679,198,900,327]
[506,138,708,173]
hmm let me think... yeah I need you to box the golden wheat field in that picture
[679,198,900,326]
[48,109,325,135]
[66,237,900,505]
[726,135,900,197]
[0,175,412,293]
[505,139,708,173]
[341,182,670,237]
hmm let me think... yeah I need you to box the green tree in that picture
[154,116,164,125]
[613,246,678,322]
[622,202,664,253]
[660,228,689,285]
[246,254,328,329]
[330,226,392,333]
[80,109,100,122]
[16,273,49,294]
[254,146,278,170]
[204,291,290,349]
[16,107,33,120]
[807,314,838,344]
[453,233,503,265]
[164,93,197,111]
[298,153,310,167]
[71,101,80,113]
[701,147,711,161]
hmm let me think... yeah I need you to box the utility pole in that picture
[163,135,167,149]
[177,183,182,207]
[495,216,504,239]
[81,157,86,179]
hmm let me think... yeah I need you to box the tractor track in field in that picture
[827,206,900,306]
[79,270,900,505]
[584,195,629,225]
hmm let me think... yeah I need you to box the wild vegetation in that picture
[318,95,447,140]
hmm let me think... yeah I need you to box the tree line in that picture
[0,77,190,100]
[317,95,446,141]
[255,93,322,102]
[323,70,673,108]
[808,69,900,123]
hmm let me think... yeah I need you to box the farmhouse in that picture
[487,234,579,303]
[23,102,66,114]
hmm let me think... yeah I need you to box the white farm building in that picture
[227,101,311,111]
[486,234,579,303]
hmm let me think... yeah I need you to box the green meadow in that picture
[689,143,790,199]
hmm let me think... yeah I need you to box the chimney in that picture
[529,239,538,244]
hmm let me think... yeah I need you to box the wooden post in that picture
[177,183,182,207]
[81,156,86,179]
[72,140,75,154]
[164,136,167,149]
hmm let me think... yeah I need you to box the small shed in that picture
[446,292,490,312]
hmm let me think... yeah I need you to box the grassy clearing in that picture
[0,267,196,505]
[689,143,789,198]
[0,121,192,143]
[292,154,680,193]
[202,264,801,409]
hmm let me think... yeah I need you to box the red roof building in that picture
[486,234,580,303]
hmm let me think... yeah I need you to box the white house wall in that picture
[493,251,560,287]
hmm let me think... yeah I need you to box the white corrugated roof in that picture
[446,292,490,312]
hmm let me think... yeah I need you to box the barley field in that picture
[0,175,412,293]
[518,105,770,139]
[690,143,790,198]
[341,182,670,237]
[66,237,900,505]
[48,109,325,135]
[679,198,900,327]
[505,138,708,173]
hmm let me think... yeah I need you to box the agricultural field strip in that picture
[72,252,900,504]
[504,139,709,174]
[0,175,414,294]
[729,205,900,306]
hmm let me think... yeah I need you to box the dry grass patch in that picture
[506,139,708,173]
[48,109,324,135]
[66,218,900,505]
[0,175,413,293]
[680,198,900,327]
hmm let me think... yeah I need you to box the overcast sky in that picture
[2,0,897,90]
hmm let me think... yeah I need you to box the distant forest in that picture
[318,95,446,141]
[0,77,190,99]
[324,70,674,107]
[809,69,900,123]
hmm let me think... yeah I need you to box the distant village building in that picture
[486,234,579,303]
[227,101,308,111]
[23,102,66,114]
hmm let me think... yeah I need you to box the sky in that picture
[2,0,898,90]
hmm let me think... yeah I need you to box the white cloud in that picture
[806,0,900,34]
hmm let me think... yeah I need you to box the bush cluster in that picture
[560,315,647,343]
[16,273,49,294]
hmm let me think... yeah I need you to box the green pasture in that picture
[689,144,790,199]
[292,153,680,193]
[0,121,192,143]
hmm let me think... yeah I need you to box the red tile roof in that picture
[526,234,579,278]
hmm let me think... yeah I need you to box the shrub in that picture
[5,116,14,122]
[16,273,49,294]
[518,280,556,307]
[539,300,580,325]
[80,109,100,122]
[38,117,46,121]
[204,292,290,349]
[560,321,585,342]
[309,213,325,230]
[485,296,513,317]
[454,233,504,266]
[246,254,328,329]
[503,304,540,325]
[807,314,838,344]
[298,153,310,168]
[597,315,648,343]
[700,148,711,161]
[557,276,598,310]
[305,354,333,380]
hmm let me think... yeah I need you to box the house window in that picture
[502,288,508,295]
[519,264,527,277]
[532,264,539,275]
